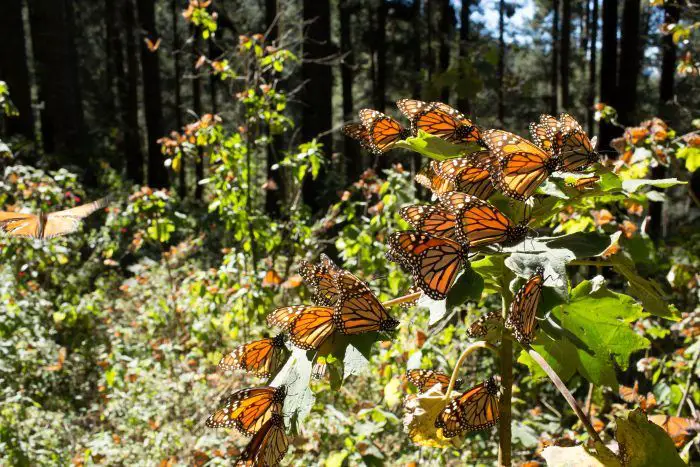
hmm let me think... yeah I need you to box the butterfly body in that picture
[505,267,545,345]
[218,334,288,378]
[435,377,501,437]
[530,113,600,172]
[357,109,410,154]
[416,152,496,198]
[206,385,286,436]
[235,413,289,466]
[396,99,482,144]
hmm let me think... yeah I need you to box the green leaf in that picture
[549,278,650,386]
[517,332,579,382]
[599,171,623,191]
[677,146,700,172]
[446,265,484,308]
[621,178,686,193]
[271,348,314,434]
[614,410,687,467]
[541,445,615,467]
[471,255,509,293]
[393,131,475,160]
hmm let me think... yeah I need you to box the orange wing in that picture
[342,122,373,152]
[439,191,527,247]
[483,129,558,200]
[286,306,336,350]
[435,377,500,437]
[299,255,342,306]
[235,413,289,466]
[358,109,410,154]
[396,99,481,144]
[407,369,463,394]
[421,152,496,198]
[505,267,545,345]
[218,334,288,378]
[206,385,286,436]
[399,204,458,241]
[43,197,110,239]
[0,212,39,238]
[386,231,466,300]
[529,114,560,151]
[558,113,599,171]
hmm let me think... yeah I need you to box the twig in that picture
[677,349,700,417]
[585,383,595,418]
[444,341,498,397]
[381,292,422,308]
[499,294,513,467]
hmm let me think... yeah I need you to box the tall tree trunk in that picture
[438,0,454,103]
[560,0,571,109]
[172,0,185,197]
[301,0,333,212]
[122,0,144,183]
[265,0,285,216]
[28,0,85,156]
[598,0,618,151]
[340,1,362,184]
[498,0,505,123]
[457,0,471,113]
[136,0,169,188]
[551,0,560,114]
[104,0,118,125]
[587,0,599,135]
[191,26,204,200]
[374,0,387,111]
[426,0,434,78]
[618,0,641,126]
[209,40,220,114]
[412,0,422,98]
[0,0,34,139]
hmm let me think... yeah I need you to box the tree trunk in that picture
[28,0,85,156]
[426,0,434,78]
[340,1,362,184]
[498,0,505,123]
[551,0,560,114]
[374,0,387,111]
[136,0,169,188]
[0,0,34,139]
[172,0,185,197]
[301,0,333,212]
[457,0,471,113]
[598,0,618,151]
[412,0,422,98]
[438,0,455,103]
[560,0,571,109]
[587,0,599,135]
[104,0,118,125]
[191,26,204,200]
[209,40,220,114]
[618,0,641,126]
[122,0,144,183]
[265,0,285,216]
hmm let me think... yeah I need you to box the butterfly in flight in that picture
[396,99,482,145]
[407,369,463,394]
[218,334,289,379]
[482,129,560,201]
[435,376,501,438]
[529,113,599,172]
[0,197,110,239]
[415,151,496,198]
[206,385,286,436]
[504,267,546,345]
[386,231,467,300]
[235,412,289,466]
[356,109,411,154]
[438,191,529,248]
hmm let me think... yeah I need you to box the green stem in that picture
[569,260,612,267]
[444,341,498,397]
[498,294,513,467]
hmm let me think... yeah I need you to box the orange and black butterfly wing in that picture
[207,386,286,436]
[287,306,336,350]
[43,197,110,239]
[529,114,560,151]
[483,129,557,201]
[218,334,288,378]
[407,369,461,393]
[331,269,399,334]
[0,212,39,238]
[505,267,545,345]
[386,231,465,300]
[557,113,599,171]
[299,255,341,306]
[342,123,373,152]
[399,100,480,144]
[235,413,289,467]
[428,152,496,198]
[267,305,307,330]
[359,109,409,154]
[435,377,500,437]
[399,204,458,241]
[396,98,428,123]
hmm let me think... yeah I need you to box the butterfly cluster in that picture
[208,255,399,465]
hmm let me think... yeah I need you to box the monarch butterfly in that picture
[358,108,411,154]
[206,385,286,436]
[438,191,528,247]
[299,254,341,306]
[529,114,560,152]
[386,231,467,300]
[399,204,458,242]
[482,129,559,201]
[648,415,700,448]
[218,334,289,379]
[0,197,110,239]
[342,122,373,152]
[267,305,336,350]
[566,175,600,190]
[235,413,289,466]
[144,37,162,52]
[331,266,400,334]
[504,267,545,345]
[530,113,599,172]
[416,152,496,198]
[407,369,463,394]
[467,310,503,338]
[396,99,482,144]
[435,377,501,437]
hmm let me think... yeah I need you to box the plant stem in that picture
[498,293,513,466]
[381,292,422,308]
[569,259,612,267]
[444,341,498,397]
[677,348,700,417]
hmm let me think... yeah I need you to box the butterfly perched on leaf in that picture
[386,231,467,300]
[529,113,599,172]
[267,305,336,350]
[298,254,342,306]
[505,267,546,345]
[218,334,289,379]
[206,385,286,436]
[566,175,600,191]
[0,197,110,239]
[235,412,289,466]
[399,204,459,242]
[415,152,496,198]
[407,369,463,394]
[438,191,529,248]
[396,99,482,144]
[435,376,501,437]
[482,129,561,201]
[355,109,411,154]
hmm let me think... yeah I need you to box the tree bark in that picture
[561,0,571,109]
[551,0,560,114]
[136,0,169,188]
[301,0,333,212]
[265,0,285,216]
[0,0,34,139]
[587,0,599,135]
[618,0,641,126]
[340,1,362,184]
[598,0,618,151]
[438,0,455,103]
[374,0,387,111]
[412,0,422,98]
[457,0,471,113]
[498,0,505,124]
[122,0,144,183]
[173,0,185,197]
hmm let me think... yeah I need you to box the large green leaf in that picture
[393,131,477,160]
[517,332,579,382]
[471,255,510,293]
[621,178,686,193]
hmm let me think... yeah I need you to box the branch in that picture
[444,341,498,397]
[382,292,422,308]
[677,348,700,417]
